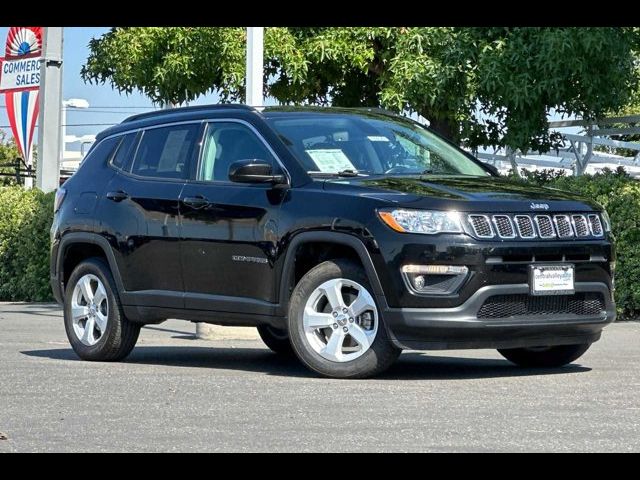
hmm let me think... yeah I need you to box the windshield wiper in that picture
[308,169,365,178]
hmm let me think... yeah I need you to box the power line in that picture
[0,123,117,128]
[88,105,156,109]
[0,104,158,111]
[63,109,155,114]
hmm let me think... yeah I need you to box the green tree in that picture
[0,131,22,186]
[82,27,640,152]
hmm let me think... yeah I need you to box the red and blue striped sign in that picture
[3,27,42,163]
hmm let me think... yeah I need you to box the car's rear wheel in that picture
[257,324,293,355]
[288,259,401,379]
[498,343,591,368]
[64,257,140,361]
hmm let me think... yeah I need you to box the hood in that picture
[322,175,601,213]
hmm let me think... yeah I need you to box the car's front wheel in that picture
[287,259,401,379]
[498,343,591,368]
[64,257,140,361]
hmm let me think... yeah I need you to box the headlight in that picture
[601,210,612,232]
[378,209,463,234]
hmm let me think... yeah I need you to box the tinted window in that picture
[81,136,119,168]
[111,132,139,171]
[199,122,276,182]
[132,124,200,180]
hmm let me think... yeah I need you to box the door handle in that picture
[182,195,210,209]
[106,190,129,202]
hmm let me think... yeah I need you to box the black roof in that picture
[121,103,256,124]
[95,104,407,141]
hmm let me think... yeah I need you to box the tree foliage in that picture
[82,27,640,152]
[0,131,22,186]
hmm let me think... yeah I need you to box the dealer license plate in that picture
[530,265,575,296]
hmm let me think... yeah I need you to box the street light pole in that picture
[245,27,263,107]
[36,27,64,192]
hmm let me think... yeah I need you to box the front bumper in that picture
[381,282,615,350]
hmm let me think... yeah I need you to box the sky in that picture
[0,26,221,152]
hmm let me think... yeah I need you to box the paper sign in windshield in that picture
[306,149,356,173]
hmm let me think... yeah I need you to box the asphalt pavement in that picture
[1,302,639,452]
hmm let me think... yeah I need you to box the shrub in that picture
[510,167,640,319]
[0,186,54,302]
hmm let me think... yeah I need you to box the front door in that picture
[179,121,286,315]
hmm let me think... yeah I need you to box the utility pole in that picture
[36,27,64,192]
[245,27,263,107]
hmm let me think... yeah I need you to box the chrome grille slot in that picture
[468,215,494,238]
[588,214,604,237]
[465,213,606,240]
[535,215,556,238]
[553,215,574,238]
[572,215,589,237]
[492,215,515,239]
[514,215,536,238]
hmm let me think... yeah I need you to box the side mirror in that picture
[228,159,287,185]
[483,163,500,176]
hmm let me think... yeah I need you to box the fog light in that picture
[401,264,469,295]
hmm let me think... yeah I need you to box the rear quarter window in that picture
[110,132,139,172]
[80,136,120,171]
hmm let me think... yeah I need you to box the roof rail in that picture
[122,103,256,124]
[353,107,405,119]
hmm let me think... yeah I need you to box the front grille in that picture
[469,215,493,238]
[535,215,556,238]
[514,215,536,238]
[493,215,515,238]
[554,215,573,238]
[465,213,605,240]
[477,292,606,319]
[588,214,603,236]
[572,215,589,237]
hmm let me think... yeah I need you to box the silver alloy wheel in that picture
[71,274,109,346]
[302,278,378,362]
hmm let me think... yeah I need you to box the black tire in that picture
[63,257,140,361]
[498,343,591,368]
[288,259,401,379]
[257,324,294,355]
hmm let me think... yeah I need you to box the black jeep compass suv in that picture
[50,105,616,378]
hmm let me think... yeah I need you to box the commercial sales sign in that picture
[0,55,40,92]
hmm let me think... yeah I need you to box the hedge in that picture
[511,167,639,319]
[0,186,54,302]
[0,170,639,317]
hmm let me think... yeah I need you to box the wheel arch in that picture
[277,231,385,316]
[57,233,125,296]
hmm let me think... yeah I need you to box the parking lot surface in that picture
[1,302,639,452]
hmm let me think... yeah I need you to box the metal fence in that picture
[476,115,640,177]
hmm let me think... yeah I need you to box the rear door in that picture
[100,122,202,308]
[179,120,286,314]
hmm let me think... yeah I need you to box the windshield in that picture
[266,113,490,177]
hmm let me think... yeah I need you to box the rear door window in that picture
[131,124,200,180]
